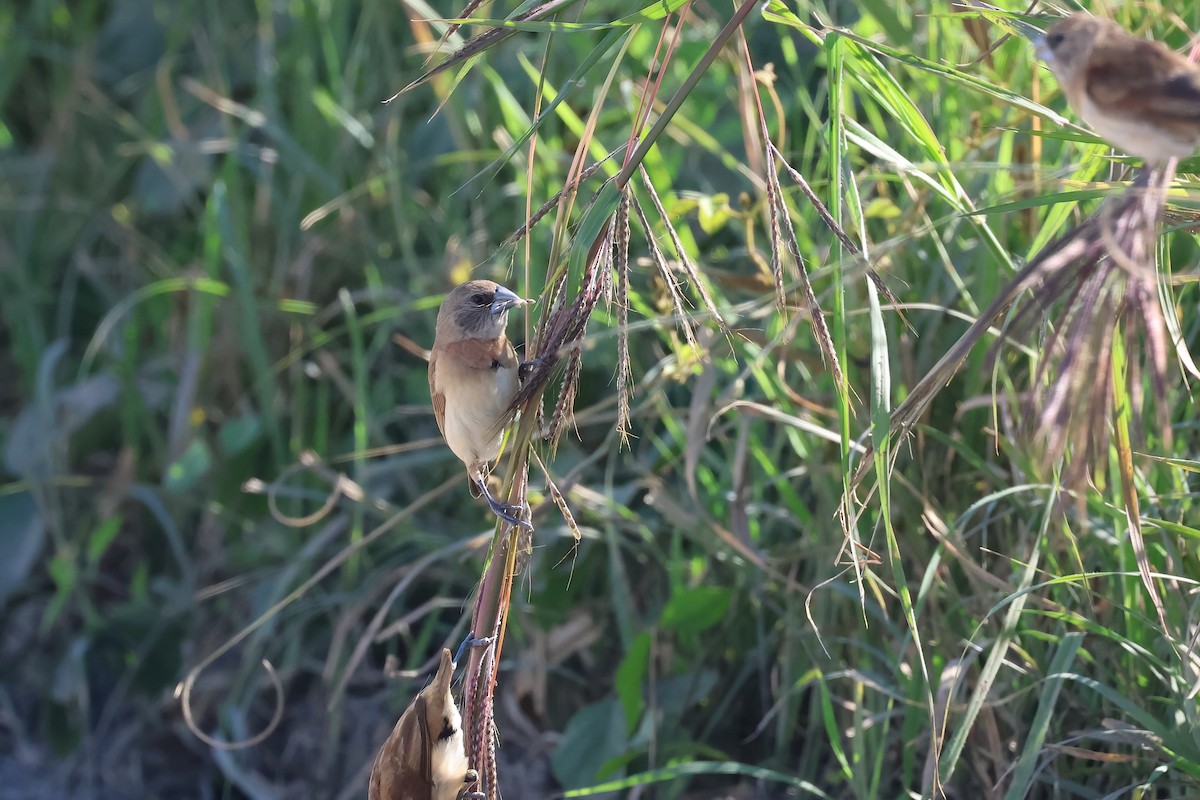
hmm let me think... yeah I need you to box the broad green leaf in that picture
[659,585,730,638]
[0,492,44,605]
[615,632,651,734]
[164,438,213,494]
[552,698,629,789]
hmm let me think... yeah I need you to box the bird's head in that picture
[1036,12,1104,82]
[436,279,526,342]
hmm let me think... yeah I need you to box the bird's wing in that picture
[428,348,447,437]
[1085,39,1200,121]
[368,694,434,800]
[1154,72,1200,120]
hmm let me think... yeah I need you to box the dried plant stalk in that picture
[615,189,634,443]
[509,224,613,423]
[501,154,625,248]
[867,164,1178,486]
[548,347,583,450]
[390,0,577,98]
[441,0,486,40]
[770,144,902,317]
[759,128,846,395]
[531,448,581,544]
[988,168,1174,479]
[638,165,727,331]
[761,129,788,311]
[630,194,699,351]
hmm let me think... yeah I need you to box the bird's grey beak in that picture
[1034,35,1052,63]
[490,285,525,316]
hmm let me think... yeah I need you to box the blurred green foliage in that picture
[2,1,1200,798]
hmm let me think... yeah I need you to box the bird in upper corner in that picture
[1036,12,1200,163]
[428,279,534,529]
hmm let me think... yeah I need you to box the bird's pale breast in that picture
[438,359,519,469]
[1080,94,1200,160]
[429,721,471,800]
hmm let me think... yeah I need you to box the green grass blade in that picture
[1002,631,1085,800]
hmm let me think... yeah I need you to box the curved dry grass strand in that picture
[858,164,1176,479]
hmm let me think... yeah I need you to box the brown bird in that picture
[368,647,481,800]
[429,279,532,528]
[1037,12,1200,163]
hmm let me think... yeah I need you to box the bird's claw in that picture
[452,631,495,665]
[459,768,484,800]
[519,355,547,383]
[475,475,533,529]
[485,494,533,530]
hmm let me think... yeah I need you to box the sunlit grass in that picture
[2,0,1199,798]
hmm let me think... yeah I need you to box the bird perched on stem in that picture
[1036,12,1200,164]
[429,279,533,529]
[368,647,482,800]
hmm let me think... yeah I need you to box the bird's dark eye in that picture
[1047,32,1065,47]
[470,292,491,306]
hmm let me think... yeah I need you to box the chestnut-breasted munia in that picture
[368,647,481,800]
[1037,12,1200,164]
[428,280,531,528]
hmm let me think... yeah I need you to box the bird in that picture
[428,279,533,529]
[1036,12,1200,164]
[368,647,482,800]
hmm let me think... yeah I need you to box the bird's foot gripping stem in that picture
[518,355,547,383]
[474,475,533,530]
[452,631,495,667]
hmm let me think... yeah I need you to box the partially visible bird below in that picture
[428,279,534,529]
[1036,12,1200,164]
[368,647,482,800]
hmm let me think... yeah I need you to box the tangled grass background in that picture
[3,2,1200,799]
